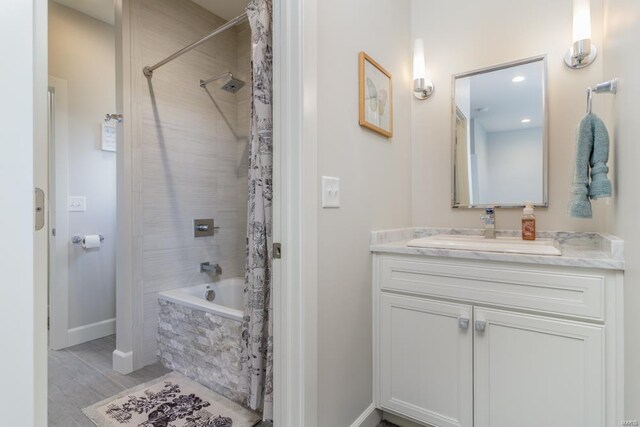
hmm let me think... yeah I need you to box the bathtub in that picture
[157,277,246,404]
[158,278,245,321]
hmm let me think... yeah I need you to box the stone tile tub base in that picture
[158,299,246,405]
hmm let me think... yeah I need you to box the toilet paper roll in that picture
[82,235,101,249]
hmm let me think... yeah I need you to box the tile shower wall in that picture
[129,0,250,366]
[236,22,251,270]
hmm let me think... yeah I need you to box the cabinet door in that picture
[474,308,604,427]
[379,294,473,427]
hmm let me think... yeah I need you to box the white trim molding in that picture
[114,0,138,373]
[34,0,50,424]
[350,404,381,427]
[48,76,70,351]
[272,0,318,425]
[112,349,134,375]
[67,318,116,347]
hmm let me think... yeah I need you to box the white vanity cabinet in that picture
[373,253,624,427]
[379,294,473,427]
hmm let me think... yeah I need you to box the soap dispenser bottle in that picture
[522,203,536,241]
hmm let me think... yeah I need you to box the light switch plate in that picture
[322,176,340,208]
[68,196,86,212]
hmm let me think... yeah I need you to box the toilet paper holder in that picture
[72,235,105,244]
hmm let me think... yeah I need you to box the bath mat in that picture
[82,372,260,427]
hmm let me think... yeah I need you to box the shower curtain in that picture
[240,0,273,420]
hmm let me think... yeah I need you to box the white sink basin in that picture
[407,234,562,256]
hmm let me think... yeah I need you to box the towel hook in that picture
[585,78,618,115]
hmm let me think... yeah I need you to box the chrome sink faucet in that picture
[480,207,496,239]
[200,262,222,275]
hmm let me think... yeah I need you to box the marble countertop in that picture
[371,227,625,270]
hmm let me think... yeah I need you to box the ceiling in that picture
[52,0,248,26]
[53,0,115,25]
[191,0,249,20]
[460,61,544,133]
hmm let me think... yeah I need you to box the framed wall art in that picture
[359,52,393,138]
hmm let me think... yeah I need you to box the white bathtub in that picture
[158,277,244,321]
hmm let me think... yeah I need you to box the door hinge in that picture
[273,243,282,259]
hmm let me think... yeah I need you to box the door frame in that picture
[10,0,319,424]
[48,77,71,350]
[112,1,319,426]
[272,0,319,425]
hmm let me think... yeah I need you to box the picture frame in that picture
[359,52,393,138]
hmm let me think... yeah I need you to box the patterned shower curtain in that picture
[240,0,273,420]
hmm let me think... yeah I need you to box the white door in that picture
[379,294,473,427]
[474,307,605,427]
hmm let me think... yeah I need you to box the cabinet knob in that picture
[474,320,487,332]
[458,317,470,329]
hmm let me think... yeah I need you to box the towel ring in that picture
[586,87,593,115]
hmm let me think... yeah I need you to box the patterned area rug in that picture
[82,372,260,427]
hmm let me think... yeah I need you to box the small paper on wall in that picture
[101,122,116,152]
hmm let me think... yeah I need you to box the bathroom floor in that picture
[48,335,272,427]
[48,335,170,426]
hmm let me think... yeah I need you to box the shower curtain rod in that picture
[143,12,248,78]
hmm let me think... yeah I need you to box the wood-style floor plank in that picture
[48,335,170,426]
[48,334,270,426]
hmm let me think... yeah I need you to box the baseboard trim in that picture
[351,403,381,427]
[112,349,134,374]
[67,318,116,347]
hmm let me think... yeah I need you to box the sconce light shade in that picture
[413,39,426,80]
[565,0,597,68]
[572,0,591,41]
[413,38,434,100]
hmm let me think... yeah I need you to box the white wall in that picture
[49,1,117,333]
[316,0,412,425]
[604,0,640,419]
[479,127,543,204]
[411,0,608,231]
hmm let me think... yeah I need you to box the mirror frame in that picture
[450,55,549,209]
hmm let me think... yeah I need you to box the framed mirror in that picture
[452,56,548,208]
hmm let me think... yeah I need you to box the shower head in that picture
[221,75,245,93]
[200,72,245,93]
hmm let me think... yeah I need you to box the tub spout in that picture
[200,262,222,275]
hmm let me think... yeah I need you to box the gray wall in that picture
[316,0,413,425]
[604,0,640,419]
[49,2,117,331]
[128,0,250,366]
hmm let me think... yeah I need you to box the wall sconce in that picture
[413,39,434,99]
[565,0,597,69]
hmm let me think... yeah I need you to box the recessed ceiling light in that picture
[521,118,531,123]
[512,76,526,83]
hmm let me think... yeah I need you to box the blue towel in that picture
[588,114,612,199]
[569,113,612,218]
